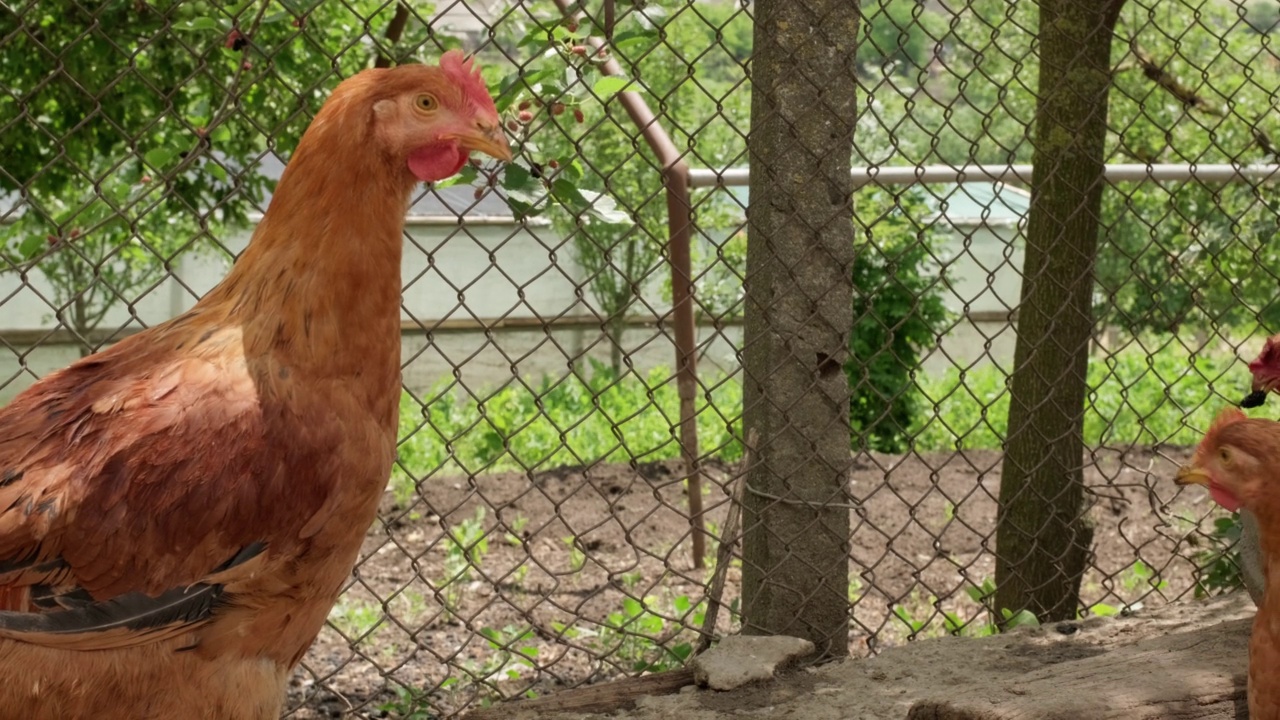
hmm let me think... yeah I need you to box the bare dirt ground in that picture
[284,445,1227,719]
[502,592,1254,720]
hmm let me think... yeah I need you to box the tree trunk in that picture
[740,0,859,659]
[995,0,1126,622]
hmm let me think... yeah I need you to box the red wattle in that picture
[1209,482,1243,513]
[407,142,467,182]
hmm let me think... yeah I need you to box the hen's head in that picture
[319,50,511,184]
[1175,407,1280,515]
[1242,334,1280,408]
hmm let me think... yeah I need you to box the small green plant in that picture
[477,625,542,685]
[562,536,587,573]
[503,514,530,546]
[328,599,383,640]
[1083,561,1169,618]
[590,595,697,672]
[1194,515,1247,598]
[393,590,431,627]
[377,684,434,720]
[438,508,491,614]
[848,575,864,604]
[847,186,953,453]
[964,579,1041,633]
[1120,560,1168,595]
[892,604,929,636]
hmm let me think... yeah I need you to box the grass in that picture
[392,360,744,503]
[912,336,1250,450]
[392,338,1252,501]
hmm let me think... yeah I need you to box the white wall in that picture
[922,222,1024,374]
[0,217,1026,403]
[0,219,704,402]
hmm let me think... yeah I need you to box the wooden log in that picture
[906,617,1250,720]
[462,667,697,719]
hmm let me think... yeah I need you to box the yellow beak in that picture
[1174,465,1212,487]
[458,125,514,163]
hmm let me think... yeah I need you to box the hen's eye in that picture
[1220,448,1232,464]
[415,94,439,112]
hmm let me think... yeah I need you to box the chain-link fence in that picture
[2,0,1278,716]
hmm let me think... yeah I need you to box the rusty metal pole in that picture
[549,0,706,567]
[664,160,706,569]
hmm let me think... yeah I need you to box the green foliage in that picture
[848,187,952,452]
[1087,560,1169,617]
[0,1,628,346]
[858,0,1280,335]
[859,0,947,72]
[1193,515,1247,597]
[961,578,1040,633]
[680,185,952,454]
[685,226,747,320]
[378,685,436,720]
[912,336,1253,451]
[393,337,1252,493]
[0,0,393,338]
[553,593,704,673]
[484,2,752,371]
[437,507,491,614]
[328,598,383,640]
[393,360,743,487]
[378,624,542,716]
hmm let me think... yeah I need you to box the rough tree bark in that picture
[740,0,859,658]
[995,0,1128,622]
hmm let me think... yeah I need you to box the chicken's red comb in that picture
[440,50,494,110]
[1247,334,1280,374]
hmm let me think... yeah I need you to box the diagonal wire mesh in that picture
[1,0,1278,717]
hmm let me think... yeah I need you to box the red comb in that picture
[440,50,494,110]
[1247,335,1280,374]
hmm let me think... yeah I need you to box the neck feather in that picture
[202,119,414,383]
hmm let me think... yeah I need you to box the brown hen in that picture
[0,51,510,719]
[1176,407,1280,719]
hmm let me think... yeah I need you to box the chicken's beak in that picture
[1174,465,1212,487]
[458,124,514,163]
[1242,375,1275,408]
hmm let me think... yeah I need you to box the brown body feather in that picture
[0,56,508,719]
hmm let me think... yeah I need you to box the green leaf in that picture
[622,597,643,617]
[1088,603,1118,618]
[1004,608,1042,628]
[144,148,175,169]
[577,188,631,225]
[502,164,540,193]
[611,29,658,53]
[592,75,630,98]
[434,165,478,190]
[175,17,221,31]
[17,234,44,259]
